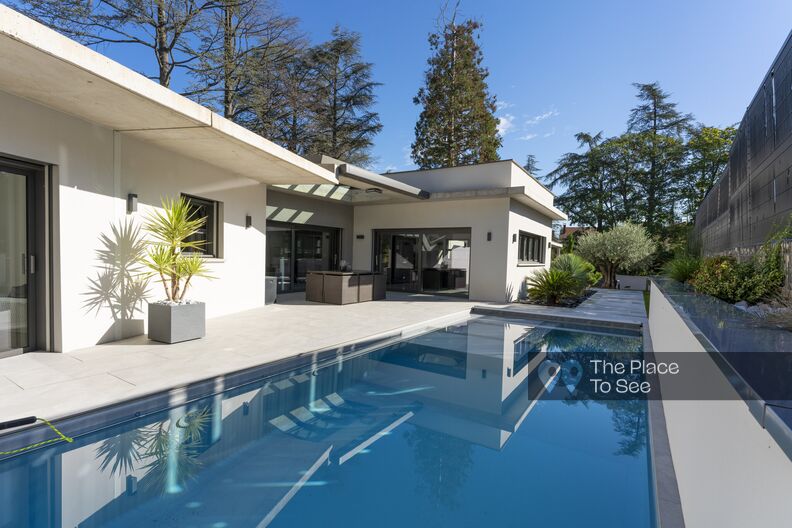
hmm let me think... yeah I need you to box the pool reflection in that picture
[0,317,652,528]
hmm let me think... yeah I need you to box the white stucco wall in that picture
[506,200,554,301]
[352,198,510,302]
[507,163,556,211]
[649,281,792,527]
[0,90,269,352]
[266,189,354,264]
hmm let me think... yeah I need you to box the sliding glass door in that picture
[266,223,340,293]
[390,234,420,291]
[0,159,41,355]
[374,228,471,297]
[266,226,293,293]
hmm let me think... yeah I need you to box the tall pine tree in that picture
[522,154,539,175]
[411,18,501,169]
[627,82,692,236]
[545,132,611,230]
[306,26,382,166]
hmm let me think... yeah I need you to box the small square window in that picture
[182,194,221,258]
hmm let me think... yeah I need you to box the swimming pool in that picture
[0,315,652,527]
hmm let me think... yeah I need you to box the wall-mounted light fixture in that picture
[126,193,138,214]
[548,241,552,249]
[512,233,517,243]
[487,231,492,242]
[245,214,252,229]
[126,475,138,496]
[356,234,365,240]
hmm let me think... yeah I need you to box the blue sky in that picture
[28,0,792,180]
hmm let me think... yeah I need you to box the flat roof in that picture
[0,5,337,185]
[385,159,557,197]
[429,187,568,220]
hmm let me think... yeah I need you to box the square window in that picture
[181,194,221,258]
[518,231,545,264]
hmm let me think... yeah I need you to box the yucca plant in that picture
[526,268,579,306]
[140,197,214,302]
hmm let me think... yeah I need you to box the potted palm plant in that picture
[141,197,214,343]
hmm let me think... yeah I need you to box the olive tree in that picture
[576,223,655,288]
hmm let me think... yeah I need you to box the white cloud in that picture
[496,100,514,110]
[518,133,538,141]
[543,128,556,138]
[525,109,559,126]
[497,114,516,136]
[382,164,399,173]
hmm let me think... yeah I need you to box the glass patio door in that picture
[374,229,471,297]
[266,223,340,293]
[266,226,293,293]
[0,162,36,355]
[390,234,420,291]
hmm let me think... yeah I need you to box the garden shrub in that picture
[691,240,784,304]
[551,253,601,293]
[526,269,578,305]
[663,255,701,283]
[689,256,745,303]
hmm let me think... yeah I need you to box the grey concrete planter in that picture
[147,302,206,344]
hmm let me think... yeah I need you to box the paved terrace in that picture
[0,293,486,422]
[0,288,649,424]
[472,288,648,328]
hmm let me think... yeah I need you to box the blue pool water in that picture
[0,316,652,527]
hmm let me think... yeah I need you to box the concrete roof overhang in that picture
[0,6,337,185]
[306,155,429,200]
[271,179,569,222]
[429,187,568,221]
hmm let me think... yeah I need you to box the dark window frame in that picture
[181,193,221,258]
[518,231,545,264]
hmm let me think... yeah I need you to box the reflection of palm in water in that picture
[405,426,473,509]
[95,407,212,493]
[96,428,146,475]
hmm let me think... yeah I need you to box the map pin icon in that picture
[561,359,583,394]
[538,360,560,393]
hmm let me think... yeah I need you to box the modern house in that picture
[0,5,565,356]
[267,158,566,302]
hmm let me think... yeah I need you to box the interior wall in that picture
[0,172,26,295]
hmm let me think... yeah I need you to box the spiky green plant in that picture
[663,255,700,283]
[140,197,214,302]
[526,269,579,306]
[551,254,601,293]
